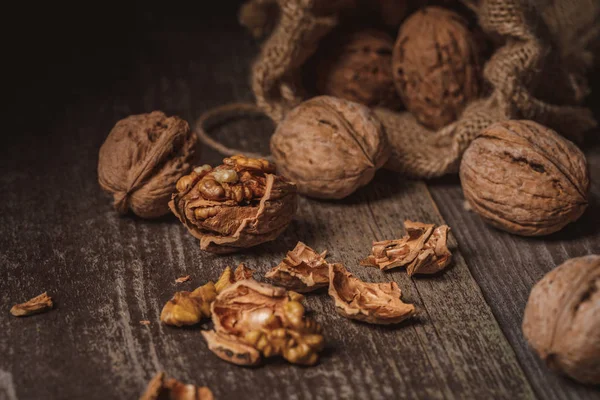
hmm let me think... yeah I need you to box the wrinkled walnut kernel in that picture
[328,263,415,324]
[160,283,216,327]
[265,242,330,292]
[215,263,255,294]
[10,292,53,317]
[140,371,213,400]
[361,220,452,276]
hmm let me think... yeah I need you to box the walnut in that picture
[392,6,481,130]
[328,263,415,324]
[98,111,198,218]
[140,371,213,400]
[10,292,53,317]
[201,279,324,366]
[522,255,600,385]
[265,242,329,292]
[214,263,255,293]
[270,96,390,199]
[169,155,297,253]
[316,30,401,108]
[460,120,589,236]
[361,220,452,276]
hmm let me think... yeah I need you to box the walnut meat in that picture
[169,155,297,253]
[265,242,329,292]
[270,96,390,199]
[392,7,480,130]
[98,111,198,218]
[140,371,213,400]
[460,120,589,236]
[316,30,400,108]
[201,279,324,366]
[522,255,600,384]
[328,263,415,324]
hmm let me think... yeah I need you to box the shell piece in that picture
[392,7,480,129]
[270,96,390,199]
[169,155,297,253]
[10,292,53,317]
[98,111,198,218]
[361,220,452,276]
[139,371,214,400]
[522,255,600,384]
[460,120,589,236]
[328,263,415,324]
[265,242,329,292]
[202,279,324,366]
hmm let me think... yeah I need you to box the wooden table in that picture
[2,3,599,399]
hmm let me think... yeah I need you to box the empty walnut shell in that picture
[98,111,198,218]
[202,279,324,366]
[392,7,480,130]
[169,155,297,253]
[328,263,415,324]
[271,96,390,199]
[460,120,589,236]
[265,242,329,292]
[522,255,600,384]
[316,30,400,108]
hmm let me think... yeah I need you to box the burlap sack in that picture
[242,0,599,178]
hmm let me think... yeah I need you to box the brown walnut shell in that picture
[328,263,415,324]
[522,255,600,384]
[316,30,401,108]
[265,241,330,292]
[169,155,297,253]
[392,6,480,130]
[460,120,589,236]
[98,111,198,218]
[270,96,390,199]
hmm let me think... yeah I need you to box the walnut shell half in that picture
[328,263,415,324]
[98,111,198,218]
[522,255,600,384]
[169,155,297,253]
[265,242,330,292]
[460,120,589,236]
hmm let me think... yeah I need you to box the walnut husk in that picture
[140,371,213,400]
[392,6,480,130]
[10,292,53,317]
[328,263,415,324]
[460,120,589,236]
[98,111,198,218]
[169,155,297,253]
[270,96,390,199]
[522,255,600,384]
[361,220,452,276]
[202,279,324,366]
[265,242,329,292]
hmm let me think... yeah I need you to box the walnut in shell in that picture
[361,220,452,276]
[392,6,480,130]
[316,30,400,108]
[460,120,589,236]
[270,96,390,199]
[328,263,415,324]
[169,155,297,253]
[265,242,329,292]
[140,371,213,400]
[98,111,198,218]
[202,279,324,366]
[522,255,600,384]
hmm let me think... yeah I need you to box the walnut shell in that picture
[98,111,198,218]
[270,96,390,199]
[522,255,600,384]
[392,6,480,130]
[316,30,401,108]
[265,241,330,292]
[169,155,297,254]
[460,120,589,236]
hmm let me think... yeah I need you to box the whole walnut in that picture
[392,6,480,130]
[522,255,600,384]
[270,96,390,199]
[169,155,297,254]
[460,120,589,236]
[98,111,198,218]
[316,30,401,108]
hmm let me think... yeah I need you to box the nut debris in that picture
[140,320,151,326]
[175,275,191,284]
[265,242,330,292]
[139,371,213,400]
[10,292,53,317]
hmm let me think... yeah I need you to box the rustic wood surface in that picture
[1,3,599,399]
